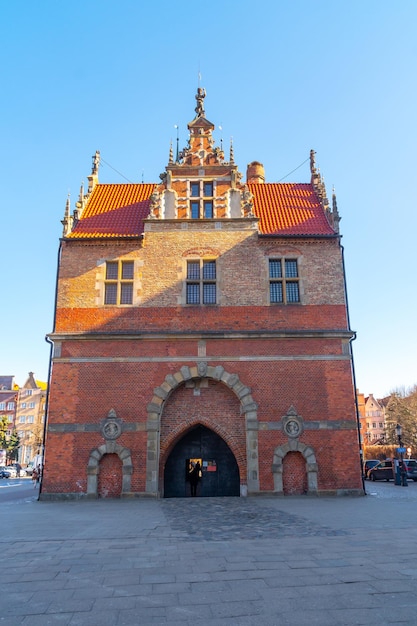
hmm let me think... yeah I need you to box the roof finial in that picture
[169,141,174,164]
[92,150,100,175]
[78,182,84,205]
[331,186,341,233]
[195,87,206,118]
[174,125,179,162]
[230,137,234,164]
[61,193,72,237]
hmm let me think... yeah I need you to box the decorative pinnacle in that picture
[230,137,234,164]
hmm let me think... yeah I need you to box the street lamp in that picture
[395,424,408,487]
[407,447,412,459]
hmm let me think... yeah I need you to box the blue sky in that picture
[1,0,416,398]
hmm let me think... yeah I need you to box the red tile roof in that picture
[67,181,335,239]
[249,183,335,236]
[68,184,156,238]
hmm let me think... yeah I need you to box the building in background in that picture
[42,89,363,499]
[357,391,387,446]
[0,375,18,465]
[16,372,46,465]
[0,373,46,467]
[364,394,386,444]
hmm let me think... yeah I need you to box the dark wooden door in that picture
[164,425,240,498]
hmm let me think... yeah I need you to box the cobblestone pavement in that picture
[1,483,417,625]
[159,498,348,540]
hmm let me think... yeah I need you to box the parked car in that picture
[363,460,380,478]
[3,465,17,478]
[9,463,22,477]
[367,460,394,481]
[0,466,11,479]
[23,464,33,476]
[402,459,417,481]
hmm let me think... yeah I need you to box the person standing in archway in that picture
[188,461,201,497]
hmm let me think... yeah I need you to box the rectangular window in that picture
[269,259,300,304]
[28,402,35,409]
[19,416,26,423]
[7,402,14,410]
[186,283,200,304]
[7,415,13,423]
[186,260,217,304]
[0,402,5,410]
[191,201,200,219]
[104,260,134,305]
[204,201,213,218]
[21,402,26,409]
[203,181,213,196]
[189,180,214,219]
[27,416,34,423]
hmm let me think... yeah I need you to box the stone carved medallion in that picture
[101,409,122,440]
[282,406,304,439]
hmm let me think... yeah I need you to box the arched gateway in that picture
[164,425,240,497]
[146,363,259,497]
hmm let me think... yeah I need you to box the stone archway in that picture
[87,441,133,497]
[272,440,318,495]
[145,362,259,496]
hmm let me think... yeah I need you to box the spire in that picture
[174,125,179,162]
[230,138,234,164]
[169,141,174,164]
[61,193,72,237]
[78,182,84,206]
[331,187,341,233]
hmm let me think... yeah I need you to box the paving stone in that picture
[2,483,417,624]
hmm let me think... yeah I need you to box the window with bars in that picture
[104,260,134,305]
[186,260,217,304]
[189,180,214,218]
[269,259,300,304]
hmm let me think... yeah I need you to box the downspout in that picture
[340,241,366,495]
[38,240,63,500]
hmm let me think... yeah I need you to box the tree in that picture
[5,429,20,463]
[384,386,417,446]
[0,416,8,451]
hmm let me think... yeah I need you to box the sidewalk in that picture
[1,483,417,625]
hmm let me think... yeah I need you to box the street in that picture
[0,476,38,505]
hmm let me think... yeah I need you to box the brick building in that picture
[42,89,363,499]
